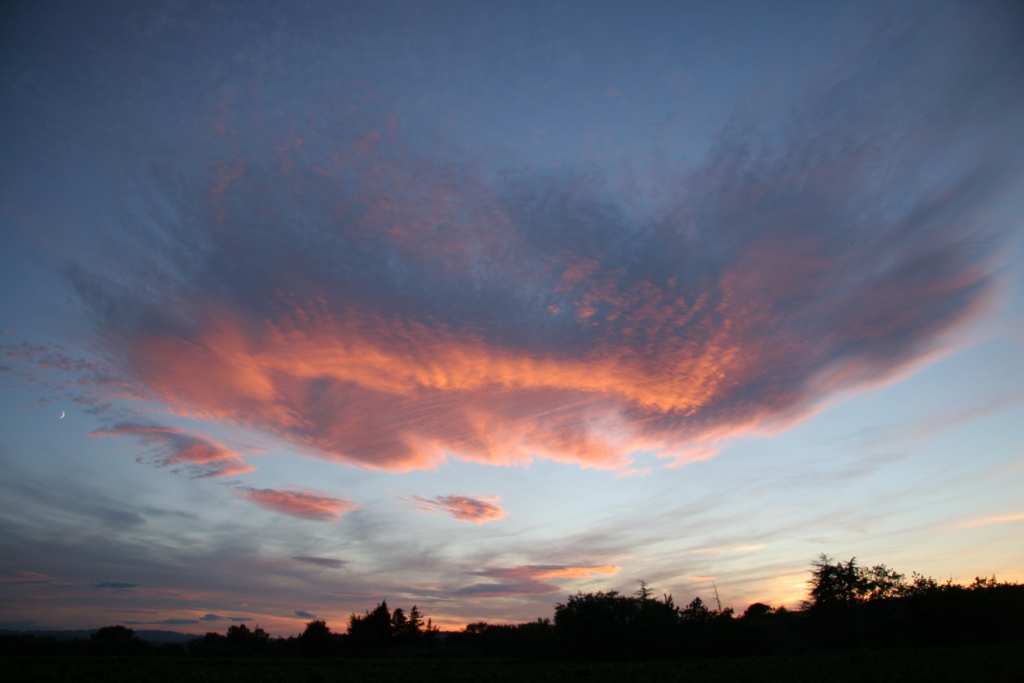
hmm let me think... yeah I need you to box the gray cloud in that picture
[124,618,198,625]
[292,556,347,569]
[93,581,138,590]
[200,613,249,622]
[453,581,558,598]
[2,475,149,528]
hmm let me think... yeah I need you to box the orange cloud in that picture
[410,494,506,524]
[123,293,769,473]
[475,565,621,581]
[237,487,358,521]
[531,565,621,579]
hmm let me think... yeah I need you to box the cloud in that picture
[49,4,1024,477]
[2,469,146,530]
[530,565,621,579]
[950,512,1024,529]
[236,487,358,522]
[152,618,198,625]
[0,572,72,585]
[90,423,255,479]
[93,581,138,590]
[454,564,621,597]
[692,544,766,556]
[453,581,561,598]
[864,392,1024,449]
[409,495,507,524]
[292,556,347,569]
[294,610,317,619]
[200,613,250,622]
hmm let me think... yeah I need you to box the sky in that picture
[1,0,1023,636]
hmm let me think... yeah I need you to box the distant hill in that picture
[0,629,199,644]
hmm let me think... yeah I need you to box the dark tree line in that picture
[3,555,1022,661]
[802,554,1024,651]
[185,600,441,658]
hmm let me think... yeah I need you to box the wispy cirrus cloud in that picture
[125,618,199,625]
[0,572,72,586]
[200,613,250,622]
[292,556,347,569]
[692,544,766,556]
[122,614,247,626]
[93,581,138,591]
[454,564,621,597]
[950,512,1024,529]
[236,487,358,522]
[89,423,254,479]
[409,495,507,524]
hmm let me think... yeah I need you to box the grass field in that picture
[5,642,1022,682]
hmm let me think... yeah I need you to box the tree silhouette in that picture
[391,604,427,646]
[91,625,137,643]
[407,605,423,634]
[807,554,869,609]
[6,563,1024,663]
[864,563,906,600]
[741,602,774,619]
[347,600,392,653]
[554,585,681,659]
[390,608,407,633]
[808,554,918,608]
[89,624,149,655]
[680,596,715,623]
[298,620,333,657]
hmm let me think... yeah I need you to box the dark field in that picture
[6,643,1023,683]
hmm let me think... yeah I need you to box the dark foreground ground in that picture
[5,643,1023,683]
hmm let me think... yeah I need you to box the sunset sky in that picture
[2,0,1023,636]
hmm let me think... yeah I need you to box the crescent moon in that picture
[60,411,65,419]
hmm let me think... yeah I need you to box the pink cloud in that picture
[410,494,506,524]
[58,69,1008,479]
[121,302,752,473]
[237,487,358,522]
[89,423,255,478]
